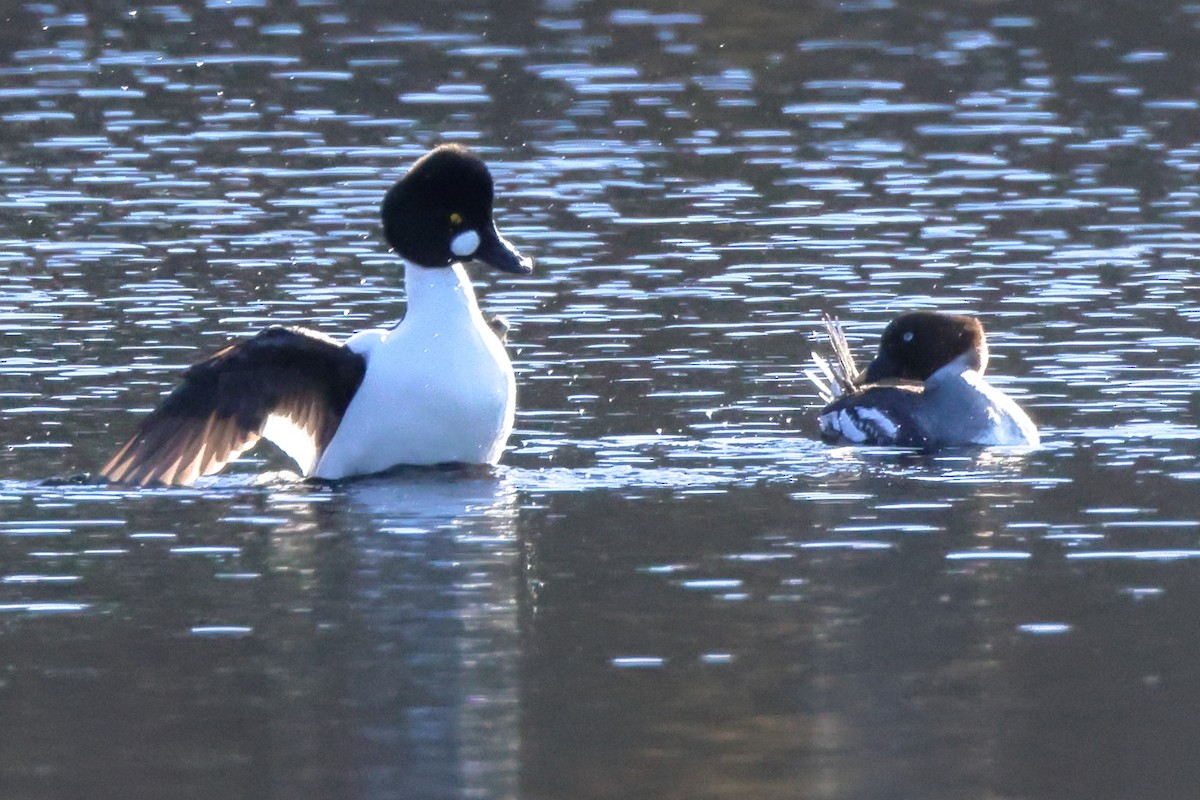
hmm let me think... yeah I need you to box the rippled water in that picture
[3,1,1200,798]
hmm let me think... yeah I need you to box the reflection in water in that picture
[332,475,520,800]
[0,474,520,800]
[520,461,1200,800]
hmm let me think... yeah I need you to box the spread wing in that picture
[101,326,367,486]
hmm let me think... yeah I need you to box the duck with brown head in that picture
[809,311,1038,450]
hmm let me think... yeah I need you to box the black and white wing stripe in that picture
[817,384,927,447]
[101,326,366,486]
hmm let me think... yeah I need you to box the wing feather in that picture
[817,384,928,447]
[101,326,367,486]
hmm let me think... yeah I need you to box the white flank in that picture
[854,407,898,440]
[836,410,867,442]
[817,412,835,440]
[820,407,899,444]
[822,410,864,443]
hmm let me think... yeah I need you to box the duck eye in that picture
[449,212,463,226]
[902,331,914,343]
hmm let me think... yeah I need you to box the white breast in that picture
[312,263,516,479]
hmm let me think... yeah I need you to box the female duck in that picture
[102,144,533,486]
[809,311,1039,449]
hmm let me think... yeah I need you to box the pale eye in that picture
[902,331,914,342]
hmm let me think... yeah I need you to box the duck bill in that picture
[862,352,899,384]
[474,225,533,275]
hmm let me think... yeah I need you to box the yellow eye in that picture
[449,212,463,225]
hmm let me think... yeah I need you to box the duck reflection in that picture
[261,471,521,800]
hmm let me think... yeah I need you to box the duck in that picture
[100,144,533,486]
[807,310,1039,449]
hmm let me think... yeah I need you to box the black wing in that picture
[817,383,929,447]
[101,326,367,486]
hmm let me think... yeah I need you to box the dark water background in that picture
[2,0,1200,797]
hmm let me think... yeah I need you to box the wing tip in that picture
[809,313,859,399]
[98,416,262,488]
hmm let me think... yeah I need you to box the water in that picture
[2,0,1200,797]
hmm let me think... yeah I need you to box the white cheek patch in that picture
[450,229,481,258]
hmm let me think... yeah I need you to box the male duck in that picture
[101,144,533,486]
[808,310,1039,449]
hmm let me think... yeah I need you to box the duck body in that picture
[101,144,533,487]
[810,311,1039,449]
[313,263,515,478]
[817,359,1039,449]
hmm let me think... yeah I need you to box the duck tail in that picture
[807,314,859,401]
